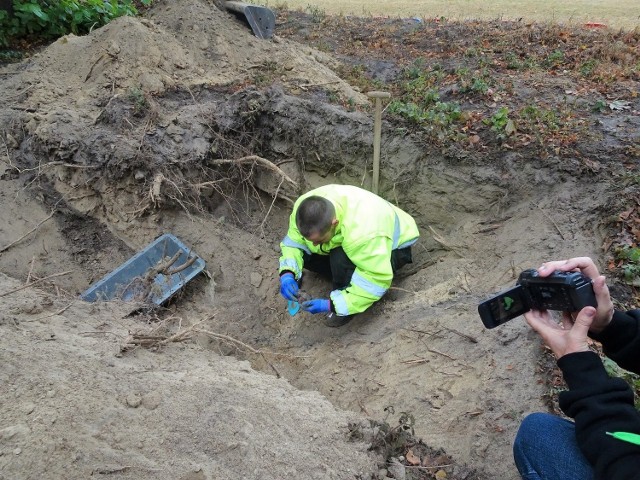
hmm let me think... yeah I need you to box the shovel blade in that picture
[224,1,275,39]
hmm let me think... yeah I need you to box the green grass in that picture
[266,0,640,30]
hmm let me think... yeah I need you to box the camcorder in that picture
[478,269,598,329]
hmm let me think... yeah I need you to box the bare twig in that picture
[124,324,195,348]
[400,327,439,336]
[26,301,75,322]
[26,256,36,284]
[80,331,127,339]
[427,347,457,361]
[401,357,429,365]
[2,83,35,101]
[3,135,97,175]
[535,203,566,240]
[84,53,107,82]
[388,286,416,294]
[134,118,152,160]
[434,368,463,377]
[193,328,266,355]
[261,352,281,378]
[1,139,17,171]
[0,271,74,298]
[0,210,55,254]
[357,397,371,416]
[19,161,99,173]
[93,466,131,475]
[428,226,464,257]
[441,326,478,343]
[402,464,454,470]
[257,176,284,233]
[298,80,341,89]
[475,224,502,234]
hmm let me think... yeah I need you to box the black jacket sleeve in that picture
[590,309,640,374]
[557,309,640,480]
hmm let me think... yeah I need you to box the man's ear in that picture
[331,218,339,227]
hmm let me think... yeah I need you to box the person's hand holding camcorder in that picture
[524,256,615,359]
[535,257,614,333]
[524,305,597,359]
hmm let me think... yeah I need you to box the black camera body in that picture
[478,269,598,329]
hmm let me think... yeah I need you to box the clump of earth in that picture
[1,1,638,479]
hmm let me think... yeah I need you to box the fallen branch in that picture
[0,271,74,298]
[0,210,55,254]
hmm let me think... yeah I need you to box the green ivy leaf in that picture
[18,2,50,21]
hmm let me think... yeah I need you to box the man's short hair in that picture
[296,196,335,238]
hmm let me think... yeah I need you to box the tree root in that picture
[121,316,308,378]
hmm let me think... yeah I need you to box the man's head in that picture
[296,195,338,246]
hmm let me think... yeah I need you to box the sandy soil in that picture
[1,1,638,479]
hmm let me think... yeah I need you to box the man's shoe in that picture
[324,313,354,328]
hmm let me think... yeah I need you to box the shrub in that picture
[0,0,152,47]
[615,245,640,286]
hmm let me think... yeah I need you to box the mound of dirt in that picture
[0,0,365,114]
[1,1,638,480]
[0,273,377,479]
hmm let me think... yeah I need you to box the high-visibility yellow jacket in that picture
[279,184,419,316]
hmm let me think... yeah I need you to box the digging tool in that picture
[286,291,311,316]
[366,91,391,195]
[223,1,275,39]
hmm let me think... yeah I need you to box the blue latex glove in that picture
[279,273,299,301]
[301,298,331,314]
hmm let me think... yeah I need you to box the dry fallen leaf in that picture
[405,448,421,466]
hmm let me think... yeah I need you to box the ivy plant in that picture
[0,0,153,47]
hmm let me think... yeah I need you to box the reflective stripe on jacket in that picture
[279,184,419,315]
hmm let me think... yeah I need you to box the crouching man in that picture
[278,184,419,327]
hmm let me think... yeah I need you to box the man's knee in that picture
[329,247,356,288]
[391,246,413,272]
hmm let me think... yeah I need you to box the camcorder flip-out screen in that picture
[477,285,529,329]
[478,269,597,329]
